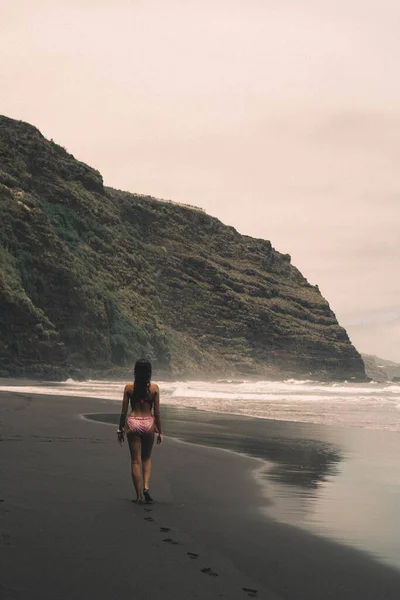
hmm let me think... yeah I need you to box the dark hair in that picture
[132,359,152,406]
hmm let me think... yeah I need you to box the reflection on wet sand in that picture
[85,404,343,491]
[86,404,400,569]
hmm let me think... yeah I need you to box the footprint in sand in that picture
[162,537,180,545]
[242,587,258,597]
[144,508,152,512]
[187,552,199,560]
[144,516,154,522]
[0,533,11,545]
[160,527,170,532]
[201,567,218,577]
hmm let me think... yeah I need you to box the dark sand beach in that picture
[2,391,400,600]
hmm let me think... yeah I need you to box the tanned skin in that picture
[118,382,163,501]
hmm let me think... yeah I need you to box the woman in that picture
[117,359,163,503]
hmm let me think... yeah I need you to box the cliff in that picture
[0,116,366,380]
[362,354,400,382]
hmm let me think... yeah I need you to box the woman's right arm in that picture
[117,385,129,445]
[153,384,163,444]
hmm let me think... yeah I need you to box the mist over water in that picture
[1,378,400,431]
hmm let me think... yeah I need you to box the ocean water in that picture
[2,377,400,569]
[1,377,400,431]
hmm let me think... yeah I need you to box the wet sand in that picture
[1,391,400,600]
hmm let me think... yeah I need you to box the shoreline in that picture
[2,379,400,435]
[0,370,372,385]
[83,402,400,572]
[2,390,400,599]
[10,388,400,564]
[81,410,272,466]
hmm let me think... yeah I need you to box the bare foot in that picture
[143,489,153,503]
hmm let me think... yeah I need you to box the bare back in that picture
[124,382,159,418]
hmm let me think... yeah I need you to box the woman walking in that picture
[117,359,163,502]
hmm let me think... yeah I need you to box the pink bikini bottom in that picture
[126,416,155,437]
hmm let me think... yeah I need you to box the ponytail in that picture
[132,358,152,405]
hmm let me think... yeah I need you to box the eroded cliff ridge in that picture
[0,116,365,380]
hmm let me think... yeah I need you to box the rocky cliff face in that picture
[362,354,400,382]
[0,116,366,380]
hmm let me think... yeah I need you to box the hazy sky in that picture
[2,0,400,361]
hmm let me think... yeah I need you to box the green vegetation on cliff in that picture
[0,116,365,380]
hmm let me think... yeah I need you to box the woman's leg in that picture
[141,426,155,492]
[127,435,142,501]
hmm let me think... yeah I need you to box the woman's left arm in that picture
[117,386,129,445]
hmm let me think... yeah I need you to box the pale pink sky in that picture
[2,0,400,360]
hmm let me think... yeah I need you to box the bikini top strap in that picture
[131,382,151,406]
